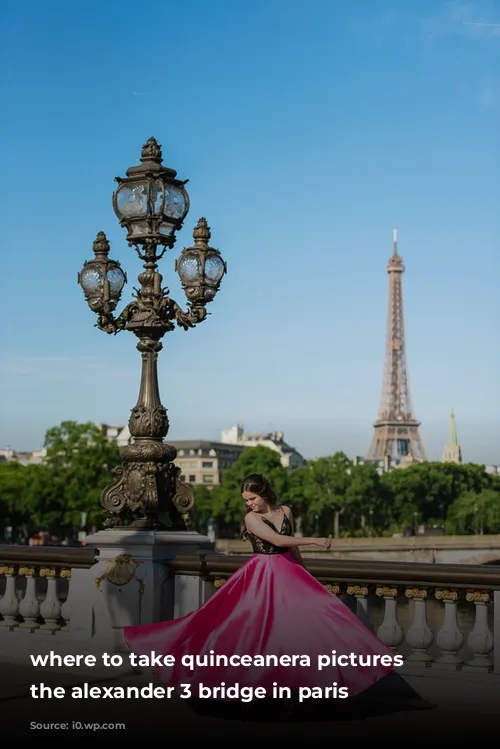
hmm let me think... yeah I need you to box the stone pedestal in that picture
[83,529,213,656]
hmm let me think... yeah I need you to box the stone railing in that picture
[0,546,99,654]
[1,544,499,694]
[168,552,500,678]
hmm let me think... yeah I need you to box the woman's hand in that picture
[316,537,331,550]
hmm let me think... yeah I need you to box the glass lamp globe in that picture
[78,232,127,313]
[112,138,190,246]
[176,218,227,304]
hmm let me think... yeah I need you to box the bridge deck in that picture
[2,663,497,738]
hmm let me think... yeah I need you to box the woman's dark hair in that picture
[240,473,278,539]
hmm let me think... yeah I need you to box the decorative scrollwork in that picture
[346,585,369,597]
[172,480,195,516]
[405,587,428,600]
[0,566,15,576]
[101,455,187,530]
[39,568,57,578]
[18,567,36,577]
[435,589,458,602]
[172,301,207,331]
[324,583,340,595]
[60,569,71,579]
[213,578,227,588]
[466,591,490,604]
[375,586,398,598]
[95,554,145,594]
[96,290,207,338]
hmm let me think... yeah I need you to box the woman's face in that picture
[242,490,267,513]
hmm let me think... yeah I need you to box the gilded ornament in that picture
[39,568,57,578]
[60,568,71,579]
[405,588,428,600]
[324,583,340,595]
[95,554,145,594]
[375,586,398,598]
[213,578,227,588]
[466,591,490,604]
[347,585,368,597]
[435,589,458,602]
[19,567,36,577]
[0,566,15,575]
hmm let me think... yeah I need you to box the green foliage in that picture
[206,454,500,539]
[191,486,215,535]
[0,421,120,540]
[2,420,499,543]
[446,489,500,535]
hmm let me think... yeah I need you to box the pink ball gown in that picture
[124,515,396,699]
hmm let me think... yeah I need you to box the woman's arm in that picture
[245,512,330,550]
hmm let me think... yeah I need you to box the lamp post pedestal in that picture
[85,527,214,654]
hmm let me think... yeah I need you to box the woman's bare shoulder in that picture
[244,512,259,527]
[281,505,293,517]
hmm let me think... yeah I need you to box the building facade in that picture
[168,440,244,487]
[220,425,307,470]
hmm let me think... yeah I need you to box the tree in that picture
[446,489,500,535]
[380,462,500,531]
[297,452,352,538]
[41,420,121,535]
[344,462,388,535]
[283,466,312,531]
[191,486,214,535]
[0,462,44,538]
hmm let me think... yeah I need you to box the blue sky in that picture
[1,0,499,464]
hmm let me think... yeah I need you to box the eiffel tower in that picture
[366,229,426,464]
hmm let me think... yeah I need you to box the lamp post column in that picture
[79,139,227,640]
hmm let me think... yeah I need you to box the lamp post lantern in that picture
[78,137,227,531]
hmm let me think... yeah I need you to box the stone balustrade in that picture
[0,546,99,656]
[168,553,500,678]
[1,544,499,698]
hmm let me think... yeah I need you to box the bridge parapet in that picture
[169,552,500,678]
[0,546,98,646]
[0,545,499,705]
[215,535,500,565]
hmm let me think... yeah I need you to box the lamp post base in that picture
[101,446,196,532]
[83,528,215,651]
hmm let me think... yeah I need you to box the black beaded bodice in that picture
[247,513,293,555]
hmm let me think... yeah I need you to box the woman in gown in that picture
[124,473,397,702]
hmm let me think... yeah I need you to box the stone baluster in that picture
[346,585,372,629]
[39,568,62,631]
[434,589,464,668]
[375,586,404,650]
[18,567,41,630]
[59,568,71,631]
[464,591,494,671]
[0,566,20,628]
[405,588,434,663]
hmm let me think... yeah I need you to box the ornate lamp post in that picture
[78,138,226,531]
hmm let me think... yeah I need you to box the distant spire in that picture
[393,227,398,254]
[387,226,404,272]
[442,408,462,464]
[449,408,458,445]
